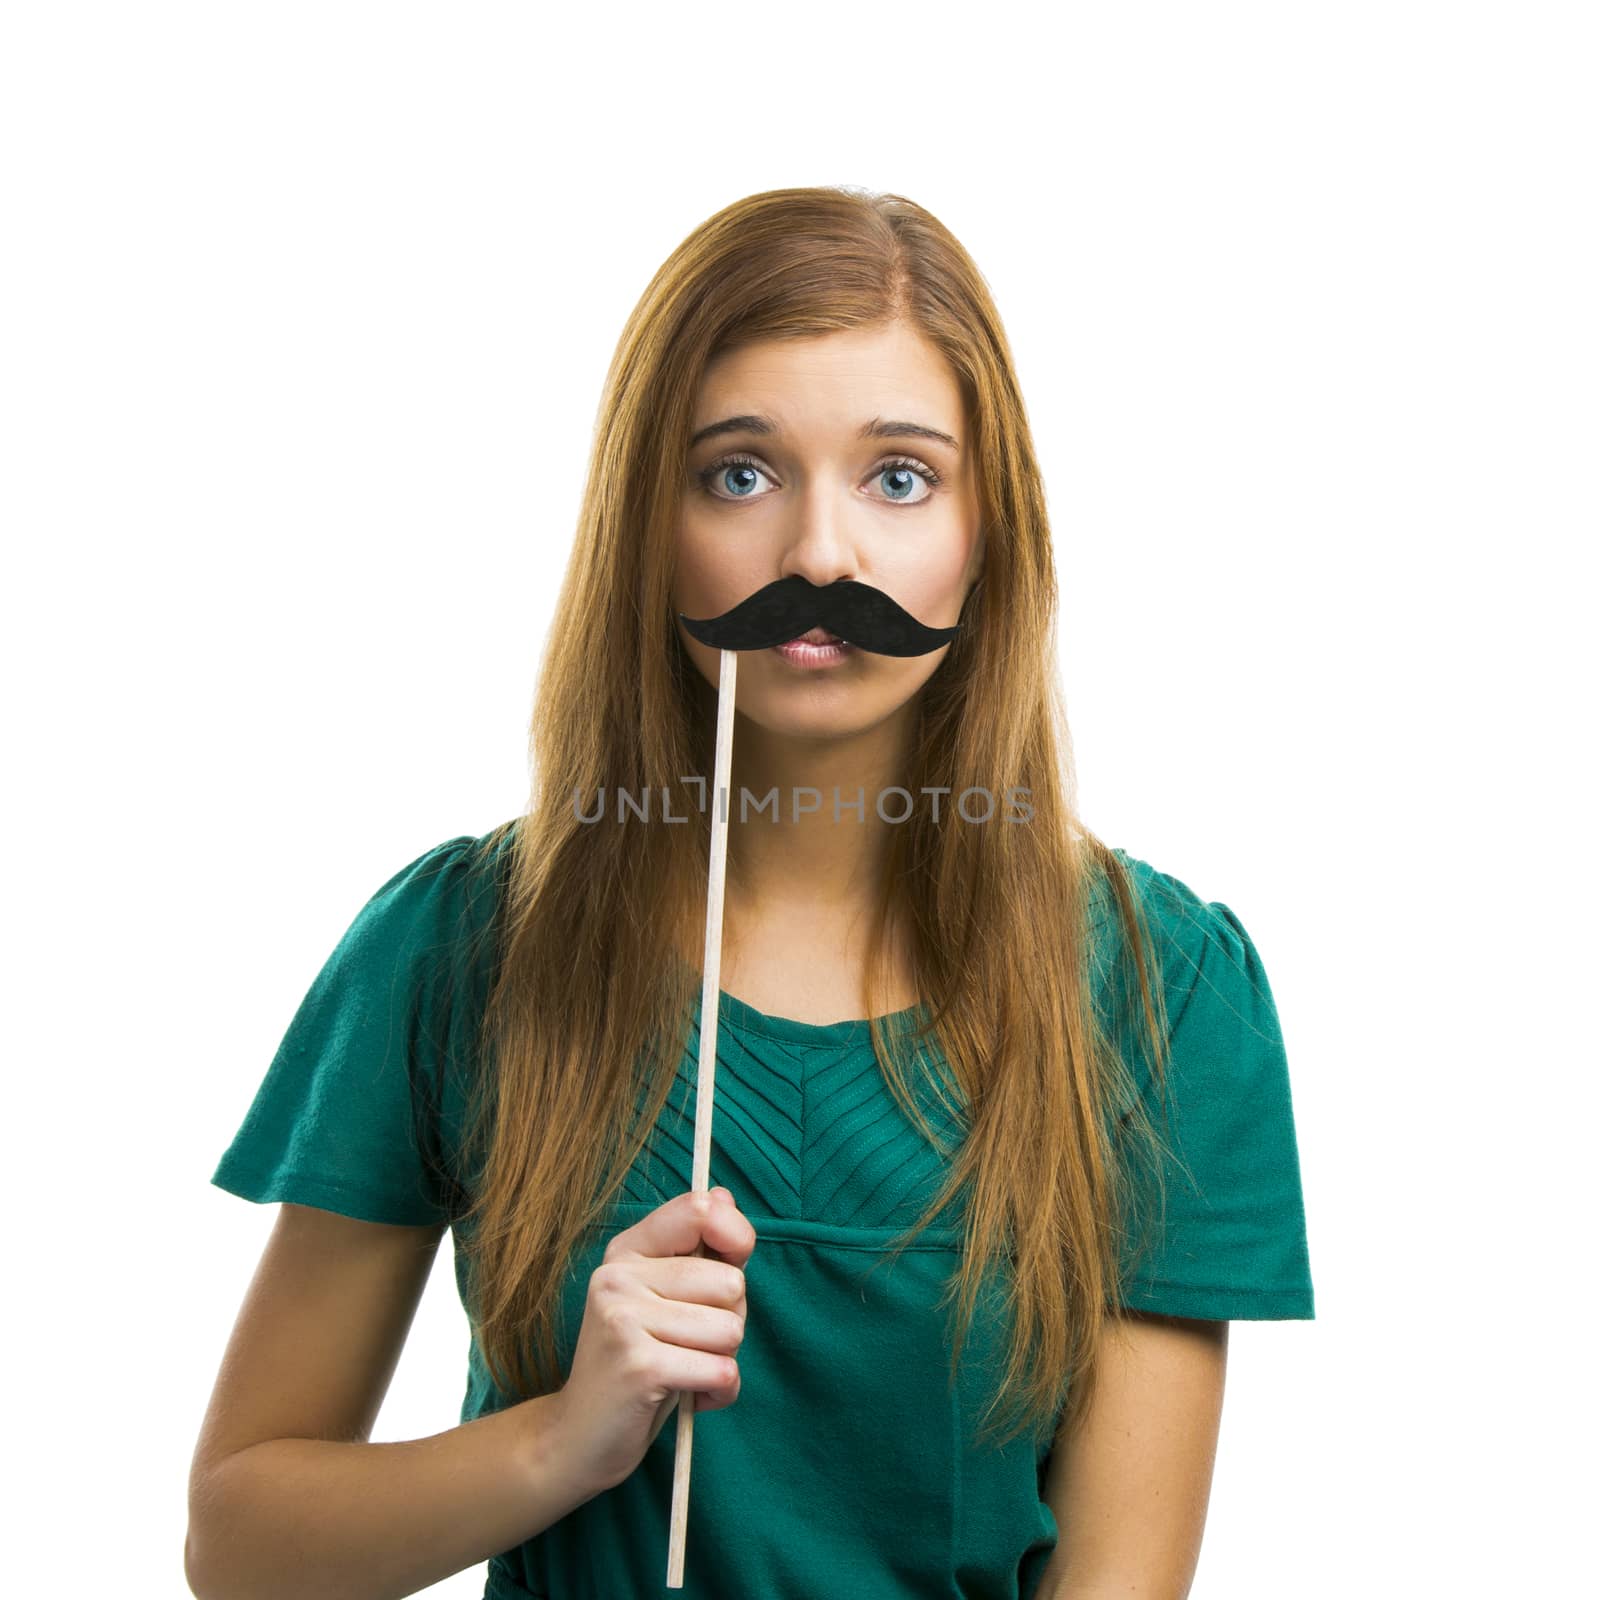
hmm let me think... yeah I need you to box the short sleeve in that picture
[1104,853,1316,1321]
[210,834,491,1227]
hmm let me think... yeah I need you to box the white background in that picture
[6,2,1594,1595]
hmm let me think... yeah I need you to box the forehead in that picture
[692,322,963,437]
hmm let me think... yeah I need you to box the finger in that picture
[644,1253,746,1308]
[698,1364,741,1411]
[606,1189,722,1264]
[707,1188,758,1266]
[641,1295,744,1362]
[608,1188,757,1268]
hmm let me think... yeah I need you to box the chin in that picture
[741,689,913,743]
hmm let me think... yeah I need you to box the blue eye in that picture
[702,456,772,498]
[877,464,925,502]
[694,453,943,504]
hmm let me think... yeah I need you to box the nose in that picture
[776,475,861,591]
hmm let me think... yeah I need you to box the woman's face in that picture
[673,319,983,744]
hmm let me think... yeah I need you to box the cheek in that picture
[671,523,756,688]
[881,542,977,628]
[672,519,763,621]
[669,523,710,614]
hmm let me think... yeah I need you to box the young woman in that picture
[188,186,1314,1600]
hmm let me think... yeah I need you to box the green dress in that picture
[211,826,1315,1599]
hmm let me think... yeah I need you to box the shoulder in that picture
[1088,847,1272,1035]
[368,822,516,910]
[329,822,518,981]
[1089,846,1230,962]
[1112,848,1247,952]
[1085,848,1314,1320]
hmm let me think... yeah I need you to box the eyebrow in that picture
[688,413,960,454]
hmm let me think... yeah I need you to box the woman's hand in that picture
[550,1187,756,1495]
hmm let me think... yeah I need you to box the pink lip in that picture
[771,638,854,668]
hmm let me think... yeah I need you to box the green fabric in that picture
[1087,852,1318,1322]
[211,828,1314,1600]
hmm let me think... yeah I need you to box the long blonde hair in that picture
[436,186,1176,1451]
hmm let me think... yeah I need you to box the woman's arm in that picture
[185,1204,606,1600]
[1035,1311,1228,1600]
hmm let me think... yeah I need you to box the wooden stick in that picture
[666,645,738,1587]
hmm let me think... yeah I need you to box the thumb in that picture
[650,1388,682,1444]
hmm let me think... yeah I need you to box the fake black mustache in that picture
[677,575,961,658]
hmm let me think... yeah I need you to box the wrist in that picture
[520,1387,614,1504]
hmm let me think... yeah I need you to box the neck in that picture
[715,704,915,917]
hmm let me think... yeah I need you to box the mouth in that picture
[770,628,854,668]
